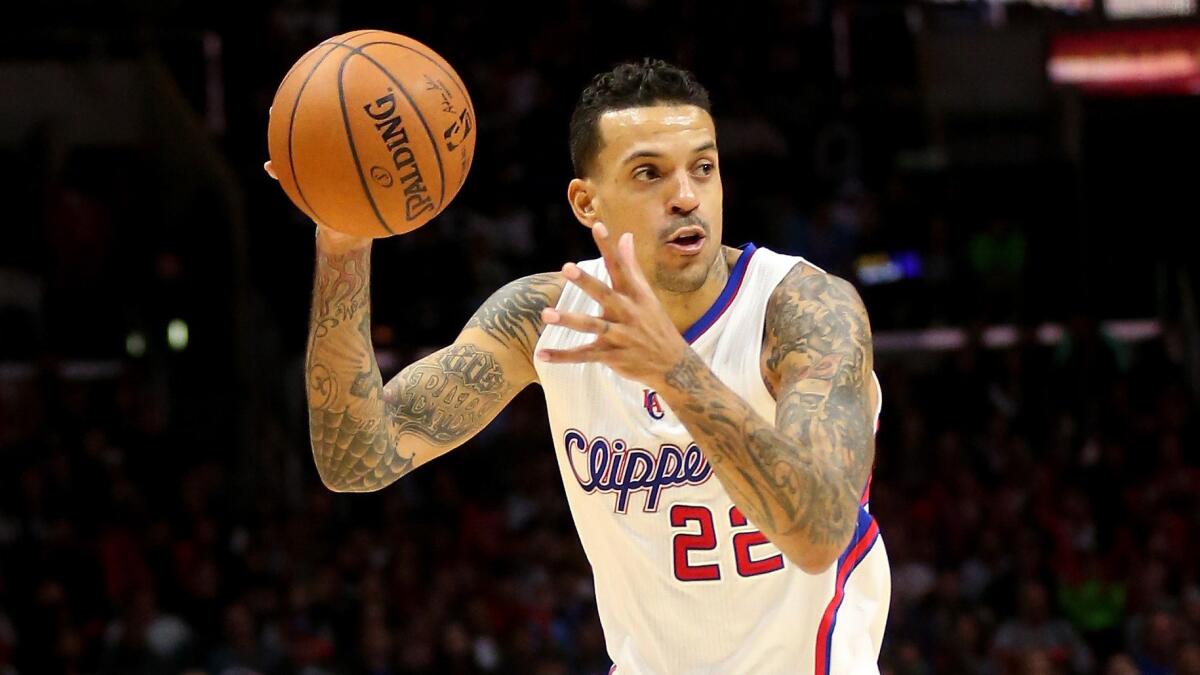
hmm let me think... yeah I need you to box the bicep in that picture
[766,270,876,484]
[381,331,533,468]
[380,271,562,468]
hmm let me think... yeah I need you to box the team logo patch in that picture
[643,389,665,420]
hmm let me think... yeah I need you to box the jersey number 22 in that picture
[670,504,785,581]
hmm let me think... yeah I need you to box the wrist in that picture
[658,346,707,402]
[316,225,373,255]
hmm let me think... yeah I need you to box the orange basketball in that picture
[268,30,475,238]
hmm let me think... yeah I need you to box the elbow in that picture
[776,521,859,575]
[786,546,842,576]
[316,472,354,493]
[316,471,387,493]
[317,476,379,494]
[314,460,406,494]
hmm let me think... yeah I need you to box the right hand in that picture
[264,160,371,252]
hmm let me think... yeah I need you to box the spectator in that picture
[991,581,1094,674]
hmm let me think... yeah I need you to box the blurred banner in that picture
[1049,26,1200,93]
[1103,0,1196,18]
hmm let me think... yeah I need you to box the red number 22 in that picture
[670,504,785,581]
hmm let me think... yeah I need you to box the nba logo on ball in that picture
[643,389,665,420]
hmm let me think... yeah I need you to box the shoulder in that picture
[766,261,865,314]
[488,271,569,303]
[762,262,871,381]
[462,271,567,356]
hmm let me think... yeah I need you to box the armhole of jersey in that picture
[872,371,883,431]
[532,260,602,376]
[533,278,571,355]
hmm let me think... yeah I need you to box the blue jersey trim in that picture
[681,243,758,344]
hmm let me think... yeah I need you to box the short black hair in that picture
[569,58,711,177]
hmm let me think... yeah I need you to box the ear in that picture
[567,178,599,228]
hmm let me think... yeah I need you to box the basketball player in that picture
[270,59,889,673]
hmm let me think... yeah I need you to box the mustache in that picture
[658,214,709,242]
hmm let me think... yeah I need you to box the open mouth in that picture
[665,226,706,255]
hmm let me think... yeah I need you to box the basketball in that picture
[267,30,475,238]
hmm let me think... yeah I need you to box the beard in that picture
[653,242,722,293]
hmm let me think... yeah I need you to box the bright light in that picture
[167,319,189,351]
[1105,0,1195,18]
[126,331,147,358]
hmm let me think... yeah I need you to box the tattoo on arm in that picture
[306,249,543,492]
[765,270,874,481]
[463,272,562,355]
[385,345,511,445]
[309,406,413,492]
[306,243,412,492]
[662,266,874,561]
[349,313,383,399]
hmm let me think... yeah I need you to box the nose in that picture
[668,172,700,216]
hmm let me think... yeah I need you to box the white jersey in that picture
[533,244,890,674]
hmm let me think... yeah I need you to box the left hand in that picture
[536,222,691,390]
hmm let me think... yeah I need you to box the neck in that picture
[653,246,740,335]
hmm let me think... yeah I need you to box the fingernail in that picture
[594,222,608,238]
[542,308,560,323]
[536,350,550,362]
[562,262,580,279]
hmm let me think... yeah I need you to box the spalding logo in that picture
[362,89,436,221]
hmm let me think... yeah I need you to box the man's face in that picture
[584,104,723,294]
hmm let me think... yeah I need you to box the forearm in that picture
[306,232,411,492]
[658,350,866,573]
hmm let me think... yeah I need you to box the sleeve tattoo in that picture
[663,265,875,562]
[463,272,561,355]
[306,253,555,492]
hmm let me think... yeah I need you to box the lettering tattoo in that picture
[463,272,563,356]
[663,263,874,561]
[387,345,510,444]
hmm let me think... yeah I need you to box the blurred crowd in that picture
[2,1,1199,674]
[872,325,1199,674]
[1,312,1197,675]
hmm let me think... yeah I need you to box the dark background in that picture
[1,1,1198,673]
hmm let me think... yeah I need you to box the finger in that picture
[264,161,278,180]
[592,222,631,291]
[561,262,626,318]
[542,307,612,335]
[536,343,610,364]
[617,232,653,299]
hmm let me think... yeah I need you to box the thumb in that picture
[264,161,278,181]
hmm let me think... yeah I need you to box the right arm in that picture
[305,228,563,492]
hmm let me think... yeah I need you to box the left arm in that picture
[657,265,875,574]
[538,225,874,573]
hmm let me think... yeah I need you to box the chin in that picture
[654,245,720,293]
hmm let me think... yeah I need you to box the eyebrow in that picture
[620,141,717,165]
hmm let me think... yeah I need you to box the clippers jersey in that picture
[533,244,890,674]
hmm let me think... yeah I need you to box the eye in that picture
[693,160,715,177]
[633,165,660,181]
